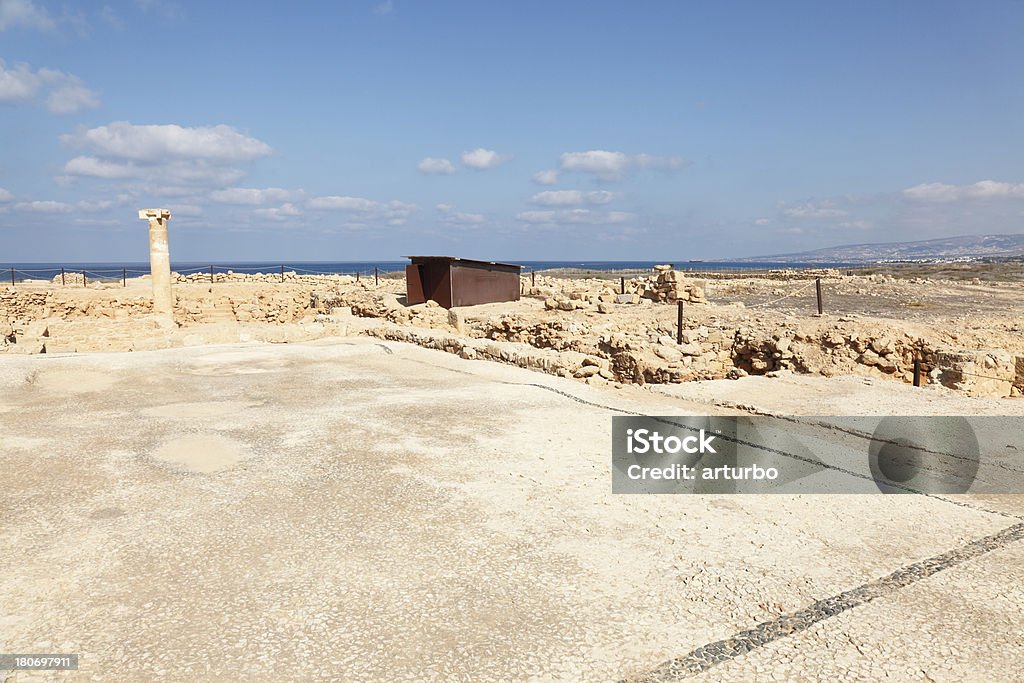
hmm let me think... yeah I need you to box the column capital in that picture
[138,208,171,221]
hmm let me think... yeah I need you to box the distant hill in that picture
[736,233,1024,263]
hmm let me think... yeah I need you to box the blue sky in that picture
[1,0,1022,262]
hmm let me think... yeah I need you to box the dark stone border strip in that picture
[622,521,1024,682]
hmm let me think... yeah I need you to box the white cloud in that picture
[0,61,37,102]
[133,0,182,20]
[436,203,484,226]
[903,180,1024,203]
[62,121,272,163]
[0,0,54,31]
[461,148,507,170]
[60,122,271,193]
[560,150,628,175]
[754,218,770,226]
[307,195,415,226]
[63,157,246,188]
[46,82,100,114]
[152,163,246,187]
[254,202,302,221]
[902,183,961,203]
[516,209,634,225]
[0,187,13,202]
[209,187,296,205]
[559,150,685,180]
[532,170,559,185]
[417,157,456,175]
[632,153,685,171]
[528,190,619,206]
[14,200,72,212]
[77,199,113,212]
[0,59,99,113]
[62,156,135,178]
[780,200,847,219]
[170,204,202,217]
[98,5,124,29]
[308,195,378,211]
[839,219,873,230]
[373,0,394,15]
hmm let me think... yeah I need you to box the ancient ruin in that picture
[138,208,173,323]
[3,264,1024,398]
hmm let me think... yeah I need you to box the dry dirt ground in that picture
[1,338,1022,682]
[7,265,1024,369]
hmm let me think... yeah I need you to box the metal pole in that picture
[61,267,65,286]
[913,359,921,387]
[621,276,625,295]
[676,299,684,345]
[122,268,127,287]
[10,268,14,286]
[375,267,379,286]
[815,277,823,314]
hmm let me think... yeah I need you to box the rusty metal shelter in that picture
[404,256,523,308]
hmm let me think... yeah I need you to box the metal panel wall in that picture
[405,257,522,309]
[418,261,454,308]
[405,264,426,304]
[449,262,521,307]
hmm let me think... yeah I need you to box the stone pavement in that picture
[0,338,1020,681]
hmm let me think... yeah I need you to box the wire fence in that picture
[7,263,850,288]
[744,279,818,309]
[4,264,397,286]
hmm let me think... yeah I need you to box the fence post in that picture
[123,268,127,287]
[621,276,625,295]
[10,268,14,287]
[61,267,65,286]
[375,267,379,286]
[913,358,921,387]
[815,277,823,314]
[356,271,360,283]
[676,299,684,345]
[280,264,285,282]
[83,271,87,287]
[210,265,214,284]
[531,271,535,287]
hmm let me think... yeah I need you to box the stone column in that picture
[138,209,173,321]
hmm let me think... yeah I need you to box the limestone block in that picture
[654,345,682,362]
[448,308,465,334]
[936,348,1014,397]
[677,342,703,356]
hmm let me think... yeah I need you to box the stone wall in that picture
[5,277,1023,397]
[1,290,154,322]
[638,268,708,303]
[174,271,361,285]
[934,349,1018,397]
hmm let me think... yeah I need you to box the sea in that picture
[0,260,866,282]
